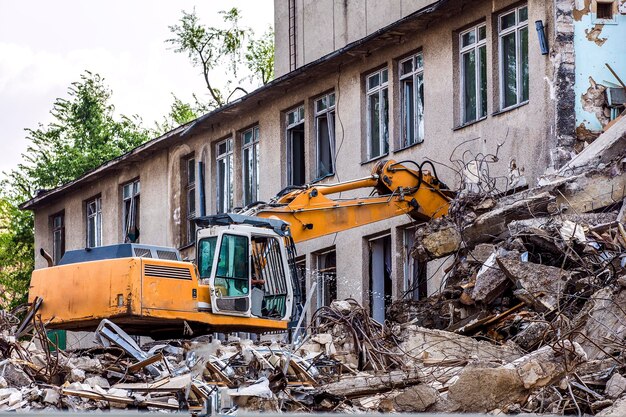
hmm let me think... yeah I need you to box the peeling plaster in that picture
[574,2,626,137]
[573,0,591,21]
[585,24,607,46]
[581,77,610,127]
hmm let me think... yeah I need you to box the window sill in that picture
[492,100,529,116]
[393,140,423,153]
[311,172,335,184]
[361,153,389,165]
[178,242,195,251]
[453,116,487,131]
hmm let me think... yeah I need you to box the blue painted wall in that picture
[574,1,626,132]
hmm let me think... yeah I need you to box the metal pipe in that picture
[535,20,549,55]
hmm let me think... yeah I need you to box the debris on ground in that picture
[2,112,626,415]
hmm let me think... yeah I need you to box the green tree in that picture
[246,27,275,85]
[0,71,150,309]
[154,93,210,135]
[167,8,275,110]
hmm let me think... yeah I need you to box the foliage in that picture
[153,93,210,135]
[246,27,275,85]
[0,71,150,309]
[0,194,33,310]
[167,8,275,109]
[15,72,149,191]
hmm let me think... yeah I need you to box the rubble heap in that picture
[1,116,626,415]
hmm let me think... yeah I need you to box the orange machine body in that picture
[28,257,287,336]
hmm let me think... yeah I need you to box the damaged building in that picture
[19,0,626,326]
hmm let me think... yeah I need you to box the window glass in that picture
[500,11,516,30]
[499,5,529,109]
[315,92,336,178]
[520,26,529,102]
[462,30,476,47]
[502,32,518,108]
[518,6,528,22]
[215,234,250,296]
[198,236,218,278]
[368,73,380,90]
[401,59,413,75]
[478,26,486,41]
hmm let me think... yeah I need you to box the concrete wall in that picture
[573,0,626,138]
[275,0,438,77]
[32,0,558,319]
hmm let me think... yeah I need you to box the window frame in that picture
[365,68,389,161]
[241,126,260,206]
[398,52,425,148]
[185,156,196,245]
[498,5,529,111]
[285,105,305,186]
[314,92,336,179]
[216,138,234,214]
[460,24,488,124]
[122,179,140,243]
[86,196,102,248]
[51,211,65,265]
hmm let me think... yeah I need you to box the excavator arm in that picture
[242,160,453,243]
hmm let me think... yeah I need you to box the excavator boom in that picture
[244,159,453,243]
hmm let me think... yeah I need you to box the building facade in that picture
[22,0,626,321]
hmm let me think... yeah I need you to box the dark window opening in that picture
[52,212,65,265]
[286,106,305,186]
[597,2,614,19]
[369,235,392,323]
[316,249,337,308]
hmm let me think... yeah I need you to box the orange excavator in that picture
[28,160,452,337]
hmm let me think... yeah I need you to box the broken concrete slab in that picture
[598,395,626,416]
[605,373,626,399]
[448,367,528,412]
[497,258,571,312]
[396,325,522,366]
[392,384,439,412]
[321,371,421,398]
[559,111,626,173]
[503,341,587,389]
[421,227,462,259]
[574,287,626,360]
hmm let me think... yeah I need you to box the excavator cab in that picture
[194,214,297,324]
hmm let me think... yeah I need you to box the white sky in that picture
[0,0,274,173]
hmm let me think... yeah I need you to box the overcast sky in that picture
[0,0,273,173]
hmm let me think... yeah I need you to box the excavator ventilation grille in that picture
[143,264,192,280]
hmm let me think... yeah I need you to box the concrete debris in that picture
[395,129,626,415]
[1,111,626,415]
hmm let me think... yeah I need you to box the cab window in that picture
[215,234,249,296]
[198,236,217,278]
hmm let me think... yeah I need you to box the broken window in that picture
[286,106,305,186]
[315,248,337,309]
[499,5,529,109]
[122,180,140,243]
[216,138,233,213]
[315,92,336,179]
[184,156,196,245]
[366,68,389,160]
[86,196,102,248]
[51,211,65,265]
[399,53,424,147]
[242,126,260,206]
[460,24,487,124]
[595,0,615,21]
[403,228,428,300]
[295,255,307,305]
[369,235,392,323]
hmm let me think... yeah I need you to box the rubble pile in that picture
[1,116,626,415]
[395,124,626,414]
